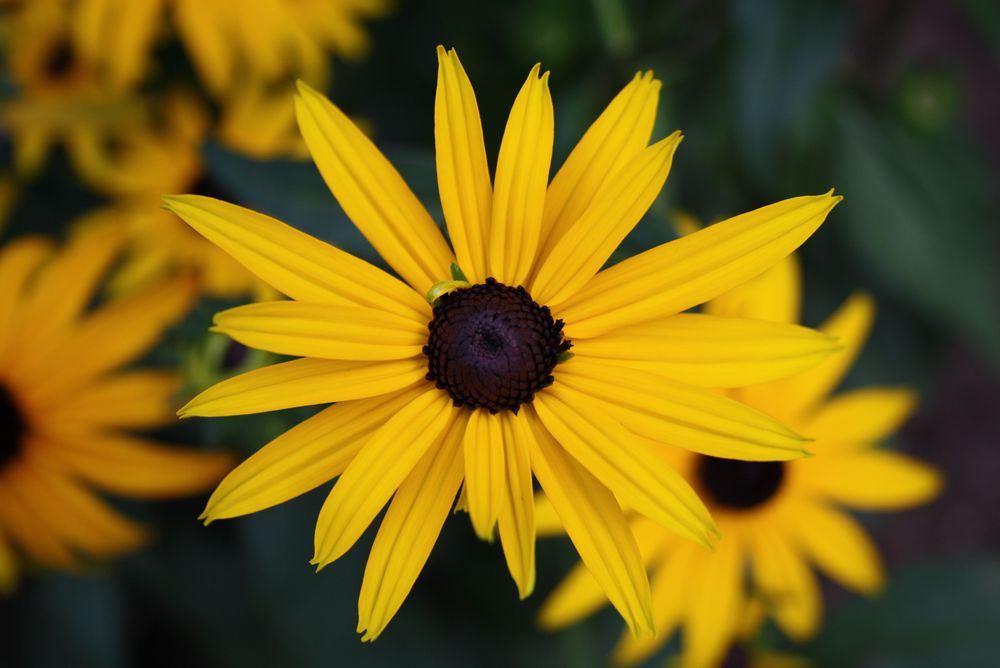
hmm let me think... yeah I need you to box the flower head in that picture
[539,254,943,667]
[0,227,233,592]
[167,47,842,640]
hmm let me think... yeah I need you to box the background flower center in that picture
[696,455,785,510]
[423,278,570,414]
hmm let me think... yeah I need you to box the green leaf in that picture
[806,559,1000,667]
[834,106,1000,368]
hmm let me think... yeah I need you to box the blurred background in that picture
[1,0,998,666]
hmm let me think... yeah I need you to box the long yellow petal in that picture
[212,301,426,361]
[572,313,840,388]
[22,277,195,401]
[202,389,422,522]
[180,357,427,417]
[435,46,492,282]
[497,411,536,598]
[684,537,744,668]
[538,72,660,258]
[751,529,821,640]
[162,195,429,322]
[791,502,884,594]
[45,370,178,430]
[533,386,716,545]
[313,388,454,567]
[706,254,801,324]
[802,387,917,447]
[173,0,232,96]
[295,81,454,293]
[526,411,654,637]
[557,193,842,338]
[531,132,681,305]
[489,64,553,285]
[357,412,466,641]
[15,461,147,558]
[463,409,505,541]
[533,491,563,537]
[540,516,668,629]
[0,236,53,360]
[557,358,809,461]
[755,291,874,421]
[0,467,77,568]
[796,451,942,511]
[37,433,232,500]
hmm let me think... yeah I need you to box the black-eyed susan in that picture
[166,47,842,640]
[0,227,234,592]
[538,254,942,667]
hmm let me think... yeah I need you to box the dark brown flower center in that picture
[0,384,26,469]
[423,278,570,414]
[43,40,76,79]
[697,456,785,510]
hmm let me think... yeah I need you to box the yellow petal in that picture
[751,529,821,640]
[612,541,695,666]
[489,64,553,285]
[162,195,429,322]
[531,132,681,305]
[463,409,505,541]
[683,537,745,668]
[572,313,840,388]
[435,46,492,283]
[180,357,427,417]
[538,72,660,258]
[497,411,536,598]
[557,358,809,461]
[757,291,874,421]
[15,461,147,558]
[533,491,563,537]
[212,301,426,361]
[526,411,654,637]
[802,387,917,447]
[173,0,232,96]
[557,192,842,338]
[38,432,232,500]
[0,468,77,568]
[533,386,715,546]
[313,388,454,567]
[357,412,466,641]
[0,236,53,360]
[203,389,422,522]
[46,370,178,430]
[23,277,195,401]
[706,254,802,324]
[541,516,667,629]
[791,502,884,594]
[797,451,942,511]
[295,81,454,293]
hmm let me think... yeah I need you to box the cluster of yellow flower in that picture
[0,24,941,668]
[0,0,386,297]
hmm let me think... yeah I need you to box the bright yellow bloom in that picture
[539,254,943,667]
[0,227,234,592]
[166,47,841,640]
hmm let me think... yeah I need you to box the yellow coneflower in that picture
[538,254,942,667]
[0,227,234,592]
[166,47,842,640]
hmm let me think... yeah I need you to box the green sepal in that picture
[450,263,469,282]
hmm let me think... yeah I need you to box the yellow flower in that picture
[71,0,388,95]
[0,227,234,592]
[538,254,943,667]
[166,47,841,640]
